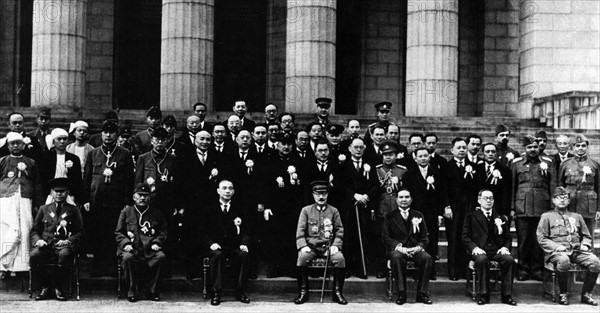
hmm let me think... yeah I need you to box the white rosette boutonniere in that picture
[276,176,285,188]
[397,152,405,159]
[322,218,333,239]
[505,152,514,162]
[464,164,475,179]
[390,176,399,190]
[234,217,242,235]
[127,231,135,243]
[426,175,435,190]
[494,217,505,235]
[540,162,548,176]
[65,160,74,172]
[582,165,592,182]
[491,169,502,185]
[22,137,32,149]
[411,217,422,233]
[567,217,578,234]
[103,168,113,183]
[288,165,299,185]
[338,154,346,163]
[146,177,156,192]
[209,168,219,180]
[245,159,254,175]
[16,162,27,177]
[363,163,371,179]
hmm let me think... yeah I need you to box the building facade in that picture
[0,0,598,119]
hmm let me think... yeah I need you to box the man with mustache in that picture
[494,124,519,168]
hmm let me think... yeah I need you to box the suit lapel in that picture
[475,210,489,233]
[392,211,408,235]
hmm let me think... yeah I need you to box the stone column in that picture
[161,0,214,111]
[405,0,458,116]
[30,0,87,108]
[285,0,336,113]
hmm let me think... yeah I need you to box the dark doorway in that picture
[336,0,363,115]
[114,0,161,110]
[214,0,267,112]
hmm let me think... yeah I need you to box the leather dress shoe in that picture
[416,293,433,304]
[581,293,598,306]
[448,276,459,281]
[558,293,569,305]
[476,294,485,305]
[127,296,137,303]
[501,295,517,306]
[294,291,309,304]
[55,289,67,301]
[236,293,251,304]
[395,294,406,305]
[35,288,50,301]
[429,273,437,281]
[211,293,221,306]
[332,291,348,305]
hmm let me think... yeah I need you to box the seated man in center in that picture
[462,189,517,305]
[295,181,347,305]
[382,188,433,305]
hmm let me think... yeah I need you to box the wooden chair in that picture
[465,260,501,300]
[385,259,417,300]
[29,254,80,301]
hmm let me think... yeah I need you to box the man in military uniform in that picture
[373,141,407,278]
[161,115,186,159]
[89,110,118,148]
[115,183,167,302]
[27,106,53,151]
[364,101,393,146]
[537,187,599,306]
[30,177,83,301]
[325,123,345,162]
[511,135,556,281]
[83,121,135,277]
[382,188,434,305]
[132,106,162,157]
[294,180,347,305]
[494,124,519,167]
[462,189,517,306]
[535,130,549,156]
[558,134,600,242]
[314,97,332,130]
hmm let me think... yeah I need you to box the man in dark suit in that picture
[193,102,213,132]
[30,178,83,301]
[177,115,202,155]
[364,125,386,166]
[466,134,484,165]
[382,188,433,305]
[291,131,314,167]
[264,103,279,126]
[403,147,448,280]
[424,133,448,172]
[211,123,236,156]
[300,139,341,207]
[477,143,512,218]
[39,128,83,204]
[202,180,251,306]
[398,133,424,170]
[115,183,167,302]
[337,137,378,278]
[552,134,574,172]
[0,112,43,162]
[462,189,517,306]
[82,121,134,277]
[27,106,53,151]
[251,124,275,159]
[233,101,256,131]
[444,137,480,280]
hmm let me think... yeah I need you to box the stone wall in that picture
[0,1,16,107]
[519,0,600,117]
[265,0,286,109]
[458,0,484,116]
[360,0,405,117]
[482,0,520,116]
[85,0,114,110]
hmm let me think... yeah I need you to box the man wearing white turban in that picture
[66,121,93,177]
[40,129,82,205]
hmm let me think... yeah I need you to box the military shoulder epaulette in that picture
[368,122,377,128]
[376,164,384,168]
[541,156,553,162]
[396,164,407,170]
[512,157,523,163]
[476,160,484,164]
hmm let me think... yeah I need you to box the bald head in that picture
[195,130,212,151]
[186,115,201,133]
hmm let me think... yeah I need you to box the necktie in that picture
[486,164,492,176]
[458,161,464,168]
[258,147,263,153]
[354,160,361,171]
[216,145,222,153]
[223,204,229,213]
[400,209,409,220]
[240,151,246,160]
[300,151,305,158]
[198,151,206,165]
[319,162,326,173]
[485,211,491,220]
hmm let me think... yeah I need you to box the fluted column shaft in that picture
[285,0,336,113]
[161,0,214,111]
[31,0,87,108]
[405,0,458,116]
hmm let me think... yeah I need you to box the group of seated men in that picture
[0,98,598,306]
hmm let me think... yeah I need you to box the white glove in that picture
[301,246,311,253]
[210,243,221,251]
[264,209,273,221]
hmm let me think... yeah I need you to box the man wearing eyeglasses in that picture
[537,187,599,306]
[463,190,516,306]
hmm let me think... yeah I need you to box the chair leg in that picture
[28,269,33,298]
[202,257,209,299]
[551,270,556,302]
[117,264,122,299]
[75,258,80,301]
[387,267,393,301]
[472,269,476,300]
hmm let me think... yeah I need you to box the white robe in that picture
[0,187,32,272]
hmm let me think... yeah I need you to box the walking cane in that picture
[320,241,332,303]
[355,203,367,277]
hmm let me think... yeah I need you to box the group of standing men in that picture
[0,98,598,306]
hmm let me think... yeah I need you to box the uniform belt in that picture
[568,185,595,191]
